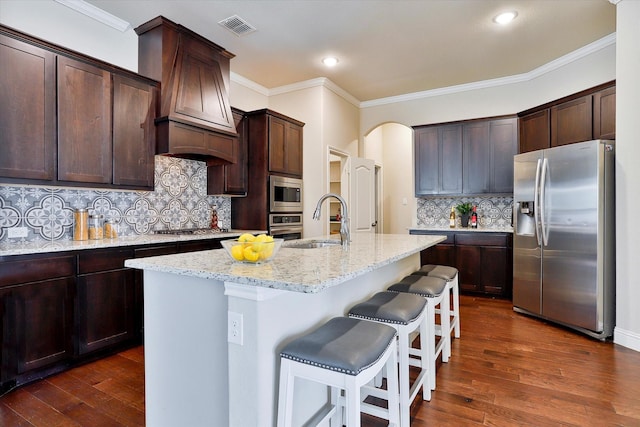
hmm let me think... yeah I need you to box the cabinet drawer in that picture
[78,248,134,274]
[455,233,509,247]
[0,254,75,287]
[178,239,222,253]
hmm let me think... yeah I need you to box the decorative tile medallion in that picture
[0,156,231,243]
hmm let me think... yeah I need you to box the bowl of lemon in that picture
[221,233,284,264]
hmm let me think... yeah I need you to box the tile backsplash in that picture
[417,195,513,229]
[0,156,230,243]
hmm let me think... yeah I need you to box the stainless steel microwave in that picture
[269,176,303,212]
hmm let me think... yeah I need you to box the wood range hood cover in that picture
[135,16,237,166]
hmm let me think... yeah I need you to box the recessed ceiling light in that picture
[322,57,339,67]
[493,11,518,25]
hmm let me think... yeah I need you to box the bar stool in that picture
[348,291,431,427]
[388,274,450,391]
[413,265,460,339]
[277,317,400,427]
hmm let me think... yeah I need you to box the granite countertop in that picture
[124,233,446,294]
[0,230,266,257]
[409,226,513,233]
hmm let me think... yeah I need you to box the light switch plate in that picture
[7,227,28,238]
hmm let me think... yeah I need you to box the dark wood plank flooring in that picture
[1,296,639,426]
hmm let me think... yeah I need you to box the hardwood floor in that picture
[1,295,639,426]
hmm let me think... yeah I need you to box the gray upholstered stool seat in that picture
[348,291,426,325]
[277,317,400,427]
[388,274,447,297]
[413,264,458,281]
[412,264,461,339]
[388,274,451,391]
[348,292,430,427]
[280,316,397,375]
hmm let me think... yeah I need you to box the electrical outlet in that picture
[7,227,28,239]
[228,311,243,345]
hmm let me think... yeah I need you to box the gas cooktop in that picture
[154,228,230,235]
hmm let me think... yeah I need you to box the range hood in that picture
[135,16,237,165]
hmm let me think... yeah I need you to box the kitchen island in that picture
[124,232,445,426]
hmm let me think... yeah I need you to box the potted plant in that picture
[456,202,473,227]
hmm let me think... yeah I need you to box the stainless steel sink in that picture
[284,239,342,249]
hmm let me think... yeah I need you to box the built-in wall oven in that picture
[270,176,303,213]
[269,213,303,241]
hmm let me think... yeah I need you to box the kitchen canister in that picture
[104,218,118,239]
[73,208,88,241]
[88,214,104,240]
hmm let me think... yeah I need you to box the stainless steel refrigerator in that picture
[512,140,615,340]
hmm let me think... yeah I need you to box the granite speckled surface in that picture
[0,230,266,257]
[125,233,446,294]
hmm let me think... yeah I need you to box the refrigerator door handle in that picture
[534,158,543,246]
[540,157,550,246]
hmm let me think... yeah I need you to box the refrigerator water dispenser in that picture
[515,201,535,236]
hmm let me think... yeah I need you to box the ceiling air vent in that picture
[218,15,256,36]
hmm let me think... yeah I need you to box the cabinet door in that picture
[208,109,247,195]
[112,74,158,189]
[593,86,616,140]
[285,121,303,177]
[269,116,288,174]
[414,127,439,195]
[456,245,482,293]
[420,244,456,267]
[480,246,510,297]
[76,269,136,355]
[519,109,550,153]
[490,118,518,193]
[0,34,55,181]
[440,124,463,194]
[57,56,112,183]
[463,121,490,194]
[6,278,74,375]
[550,95,593,147]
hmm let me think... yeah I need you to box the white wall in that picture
[613,0,640,351]
[0,0,137,71]
[365,124,414,234]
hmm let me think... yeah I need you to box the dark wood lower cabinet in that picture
[0,237,222,392]
[413,230,512,299]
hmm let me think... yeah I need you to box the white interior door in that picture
[349,157,376,234]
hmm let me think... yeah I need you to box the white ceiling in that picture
[89,0,616,102]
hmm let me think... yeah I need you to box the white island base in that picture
[142,253,420,426]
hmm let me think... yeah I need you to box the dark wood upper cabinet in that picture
[208,108,247,195]
[414,124,462,195]
[0,33,55,181]
[490,118,518,193]
[593,86,616,140]
[268,115,304,177]
[112,74,159,189]
[518,81,615,153]
[0,24,158,190]
[463,121,491,194]
[135,16,237,164]
[57,56,113,184]
[551,95,593,147]
[519,109,550,153]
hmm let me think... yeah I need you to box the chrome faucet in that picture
[313,193,350,246]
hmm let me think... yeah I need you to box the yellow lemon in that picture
[230,244,244,261]
[260,243,274,260]
[265,235,274,242]
[243,246,260,262]
[238,233,255,243]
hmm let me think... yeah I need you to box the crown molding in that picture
[231,32,615,110]
[361,32,616,108]
[230,72,269,96]
[53,0,131,32]
[609,0,622,5]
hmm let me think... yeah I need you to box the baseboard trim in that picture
[614,326,640,352]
